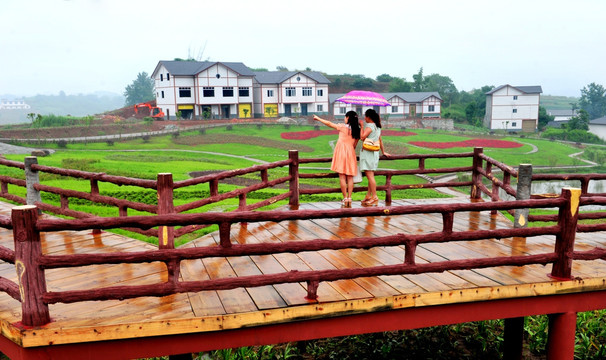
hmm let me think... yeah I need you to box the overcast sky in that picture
[1,0,604,97]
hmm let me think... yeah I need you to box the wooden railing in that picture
[3,188,606,326]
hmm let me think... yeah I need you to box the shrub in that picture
[256,124,263,130]
[57,140,67,148]
[172,132,180,139]
[106,140,114,146]
[226,125,233,131]
[198,128,206,134]
[141,135,150,143]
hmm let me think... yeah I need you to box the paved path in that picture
[0,142,54,155]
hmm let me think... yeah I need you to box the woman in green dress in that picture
[359,109,390,206]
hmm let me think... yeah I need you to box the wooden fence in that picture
[1,188,605,326]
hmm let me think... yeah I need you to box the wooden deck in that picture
[1,198,606,351]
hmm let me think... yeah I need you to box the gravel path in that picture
[0,142,53,155]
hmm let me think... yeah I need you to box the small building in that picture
[0,99,31,110]
[152,61,255,120]
[484,85,542,132]
[252,71,330,118]
[330,92,442,119]
[548,109,579,122]
[589,116,606,141]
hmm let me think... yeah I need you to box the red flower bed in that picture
[409,139,522,149]
[281,129,416,140]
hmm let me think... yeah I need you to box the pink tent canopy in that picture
[335,90,390,106]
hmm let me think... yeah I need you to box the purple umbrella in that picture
[336,90,390,107]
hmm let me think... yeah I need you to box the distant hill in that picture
[541,95,579,111]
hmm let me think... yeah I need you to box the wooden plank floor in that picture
[0,197,605,348]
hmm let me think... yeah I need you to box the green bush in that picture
[541,128,605,144]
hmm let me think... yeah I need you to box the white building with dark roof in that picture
[548,109,579,122]
[589,116,606,141]
[252,71,330,117]
[152,61,255,120]
[484,85,543,132]
[329,92,442,119]
[0,99,31,110]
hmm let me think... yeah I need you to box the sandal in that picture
[362,197,379,206]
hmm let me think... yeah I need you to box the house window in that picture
[203,87,215,97]
[513,109,518,113]
[392,106,398,113]
[160,74,163,81]
[302,87,312,96]
[513,95,518,100]
[167,73,170,81]
[317,104,323,112]
[267,89,274,97]
[238,87,250,97]
[161,91,164,99]
[339,107,346,114]
[317,89,324,96]
[512,122,517,127]
[428,105,435,112]
[179,87,191,98]
[285,87,296,97]
[223,87,234,97]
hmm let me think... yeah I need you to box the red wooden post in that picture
[11,205,50,326]
[471,147,483,200]
[1,180,8,194]
[210,179,219,197]
[157,173,175,250]
[580,177,589,195]
[404,239,417,265]
[547,312,577,360]
[305,280,319,300]
[261,169,269,183]
[90,179,102,235]
[288,150,300,209]
[418,158,425,170]
[504,317,524,360]
[219,222,231,248]
[239,193,247,210]
[385,174,393,206]
[442,212,454,234]
[551,188,581,280]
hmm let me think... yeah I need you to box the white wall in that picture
[589,124,606,141]
[486,86,540,130]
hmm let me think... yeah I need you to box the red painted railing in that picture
[3,188,605,326]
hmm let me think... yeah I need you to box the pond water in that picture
[486,179,606,211]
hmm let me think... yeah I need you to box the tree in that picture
[412,67,424,92]
[422,73,458,105]
[538,106,554,130]
[376,74,394,82]
[465,102,478,123]
[579,82,606,119]
[388,78,412,92]
[124,72,154,106]
[276,66,289,71]
[566,109,589,131]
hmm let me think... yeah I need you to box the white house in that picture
[484,85,542,132]
[252,71,330,117]
[589,116,606,141]
[0,99,31,110]
[152,61,255,120]
[330,92,442,119]
[548,109,579,122]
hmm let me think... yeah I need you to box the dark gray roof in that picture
[253,71,330,84]
[486,85,543,95]
[152,61,254,77]
[548,109,579,117]
[329,92,442,104]
[590,116,606,125]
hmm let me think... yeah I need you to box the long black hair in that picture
[345,110,361,139]
[364,108,382,128]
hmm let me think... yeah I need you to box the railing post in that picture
[551,188,581,280]
[288,150,300,209]
[24,156,42,213]
[514,164,532,228]
[385,174,392,206]
[504,317,524,360]
[11,205,50,326]
[157,173,175,249]
[547,312,577,360]
[471,147,483,200]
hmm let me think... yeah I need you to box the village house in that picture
[0,99,31,110]
[152,61,255,120]
[252,71,330,118]
[484,85,543,132]
[589,116,606,141]
[329,92,442,119]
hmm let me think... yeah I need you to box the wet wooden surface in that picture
[0,198,605,347]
